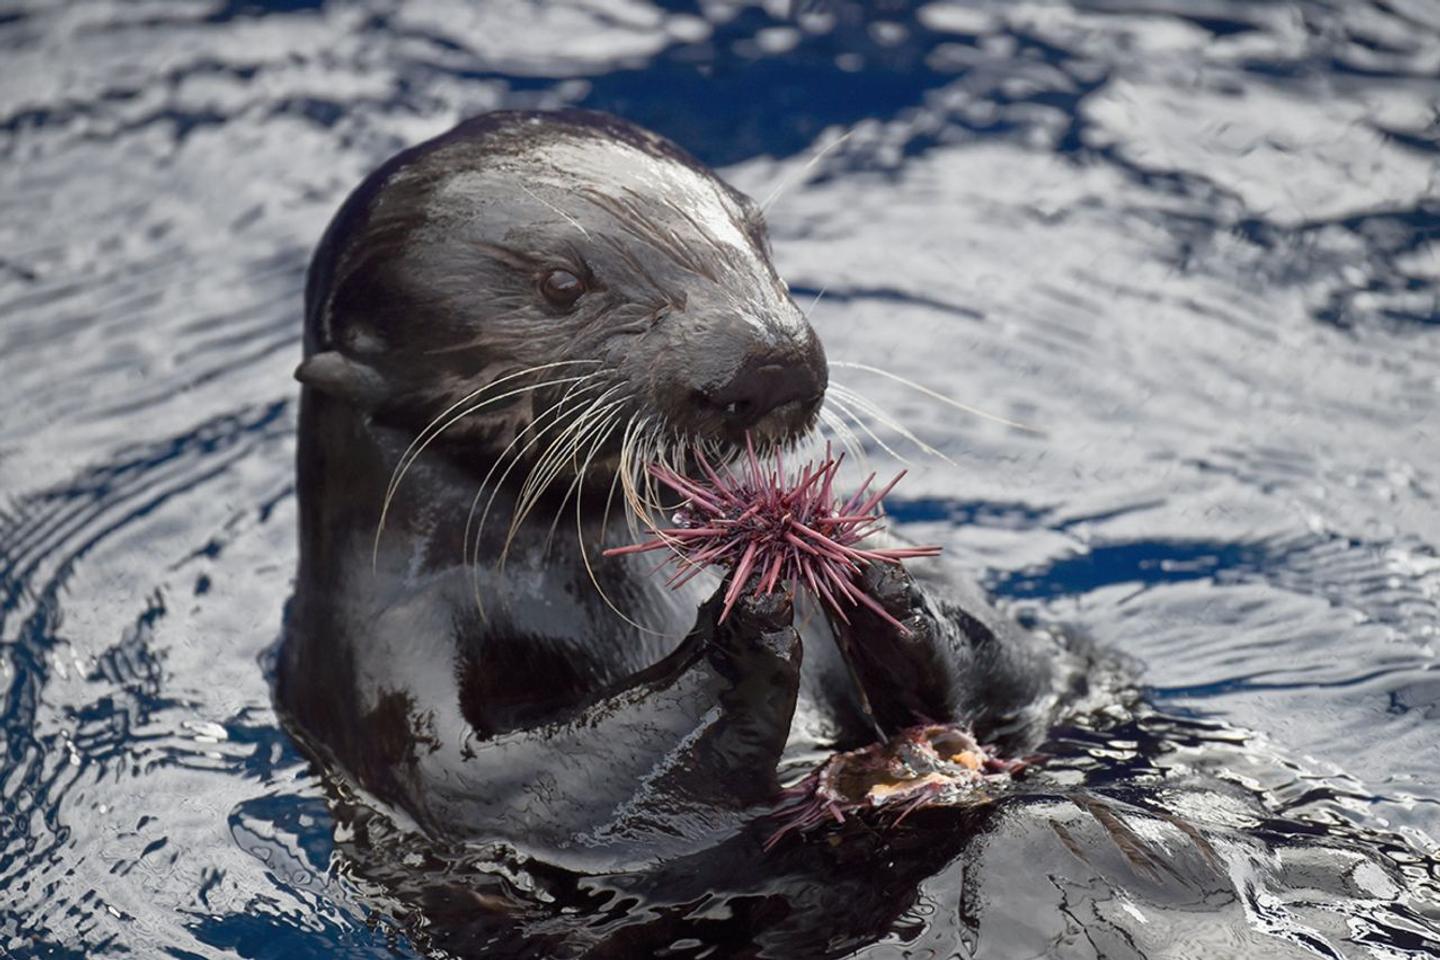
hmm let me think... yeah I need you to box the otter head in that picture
[298,110,827,477]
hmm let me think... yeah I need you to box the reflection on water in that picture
[2,0,1438,956]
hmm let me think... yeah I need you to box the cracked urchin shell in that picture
[763,724,1028,850]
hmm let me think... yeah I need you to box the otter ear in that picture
[295,351,391,408]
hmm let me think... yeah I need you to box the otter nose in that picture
[707,348,826,430]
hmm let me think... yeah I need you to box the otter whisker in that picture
[828,382,956,465]
[636,425,673,531]
[640,424,678,519]
[632,420,678,528]
[620,416,663,533]
[817,407,869,472]
[501,388,631,570]
[825,393,913,467]
[578,424,676,638]
[463,376,607,576]
[542,404,628,554]
[779,404,830,456]
[759,128,856,214]
[616,415,645,537]
[501,405,628,574]
[655,431,677,504]
[629,418,666,533]
[511,387,626,528]
[804,285,828,320]
[827,360,1043,435]
[380,370,596,567]
[391,369,595,507]
[521,183,590,239]
[375,361,602,568]
[506,391,607,532]
[385,359,600,507]
[599,433,629,551]
[551,402,630,532]
[464,377,610,615]
[476,402,607,599]
[498,393,615,554]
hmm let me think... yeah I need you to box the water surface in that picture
[2,0,1439,956]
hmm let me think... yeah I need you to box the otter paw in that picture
[729,584,795,635]
[860,562,924,622]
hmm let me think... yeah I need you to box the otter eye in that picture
[540,269,585,309]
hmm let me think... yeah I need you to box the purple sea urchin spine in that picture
[603,439,941,633]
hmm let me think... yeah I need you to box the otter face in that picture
[298,111,827,467]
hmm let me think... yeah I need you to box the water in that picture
[2,0,1439,956]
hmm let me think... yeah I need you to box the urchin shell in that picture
[764,724,1027,850]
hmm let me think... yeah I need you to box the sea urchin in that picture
[602,440,941,633]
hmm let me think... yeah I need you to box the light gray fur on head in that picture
[300,110,824,451]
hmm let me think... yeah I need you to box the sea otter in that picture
[276,110,1071,872]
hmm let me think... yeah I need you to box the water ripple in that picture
[3,0,1439,957]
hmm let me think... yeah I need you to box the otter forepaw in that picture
[704,578,802,687]
[825,564,961,734]
[857,562,929,635]
[726,581,795,635]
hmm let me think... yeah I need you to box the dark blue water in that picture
[3,1,1439,956]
